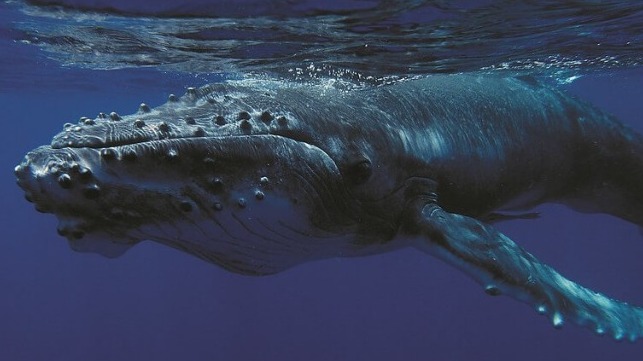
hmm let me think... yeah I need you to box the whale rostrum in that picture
[15,74,643,341]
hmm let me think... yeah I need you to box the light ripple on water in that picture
[5,0,643,82]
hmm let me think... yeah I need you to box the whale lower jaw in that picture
[62,195,355,275]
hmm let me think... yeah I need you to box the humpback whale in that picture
[14,74,643,341]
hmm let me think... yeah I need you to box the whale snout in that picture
[15,145,116,245]
[16,146,87,217]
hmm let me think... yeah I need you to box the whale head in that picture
[15,82,408,274]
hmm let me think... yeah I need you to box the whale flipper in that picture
[406,197,643,342]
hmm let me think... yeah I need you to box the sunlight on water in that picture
[5,0,642,82]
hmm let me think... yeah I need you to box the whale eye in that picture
[345,159,372,185]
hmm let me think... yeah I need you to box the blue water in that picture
[1,1,643,360]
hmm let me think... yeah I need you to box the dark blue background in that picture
[2,3,643,361]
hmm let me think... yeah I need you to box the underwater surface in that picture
[1,0,643,360]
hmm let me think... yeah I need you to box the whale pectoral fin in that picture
[406,200,643,342]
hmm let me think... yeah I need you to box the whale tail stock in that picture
[558,98,643,227]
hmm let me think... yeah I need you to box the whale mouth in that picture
[25,101,338,220]
[16,133,342,217]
